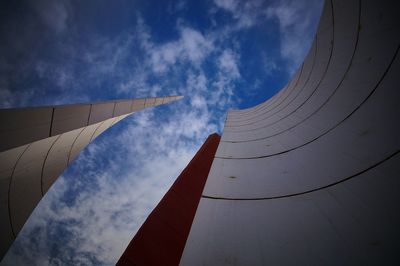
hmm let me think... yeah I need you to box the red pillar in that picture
[117,133,221,266]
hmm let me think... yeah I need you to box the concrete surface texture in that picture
[180,0,400,264]
[0,95,182,261]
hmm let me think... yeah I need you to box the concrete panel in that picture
[68,123,100,163]
[0,96,182,155]
[228,65,303,121]
[164,96,183,104]
[91,117,118,141]
[57,96,181,168]
[181,153,400,265]
[9,136,59,234]
[88,102,115,124]
[69,115,131,164]
[0,107,53,152]
[51,104,91,136]
[0,145,29,177]
[165,97,175,104]
[114,100,132,117]
[111,114,130,126]
[227,64,301,118]
[154,97,164,106]
[131,99,146,112]
[207,53,400,197]
[144,97,156,108]
[0,145,29,257]
[162,96,171,103]
[42,129,82,194]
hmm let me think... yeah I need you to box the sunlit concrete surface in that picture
[181,0,400,264]
[0,95,182,261]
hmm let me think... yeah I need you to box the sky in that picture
[0,0,322,265]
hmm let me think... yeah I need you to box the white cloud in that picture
[213,0,264,29]
[190,94,207,109]
[144,26,214,74]
[265,0,323,73]
[185,71,208,93]
[213,0,323,75]
[132,16,215,75]
[214,0,238,13]
[149,42,181,73]
[262,52,279,74]
[206,48,241,108]
[218,49,240,79]
[180,28,214,63]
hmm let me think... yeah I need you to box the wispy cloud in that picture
[212,0,323,75]
[265,0,323,73]
[218,49,240,79]
[213,0,265,29]
[209,48,241,108]
[144,26,214,74]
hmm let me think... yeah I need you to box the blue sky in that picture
[0,0,322,264]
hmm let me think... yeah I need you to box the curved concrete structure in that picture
[180,0,400,264]
[0,95,182,261]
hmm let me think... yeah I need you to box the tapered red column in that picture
[117,133,220,266]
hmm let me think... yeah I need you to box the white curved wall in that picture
[181,0,400,264]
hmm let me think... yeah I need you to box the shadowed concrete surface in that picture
[0,95,182,261]
[180,0,400,265]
